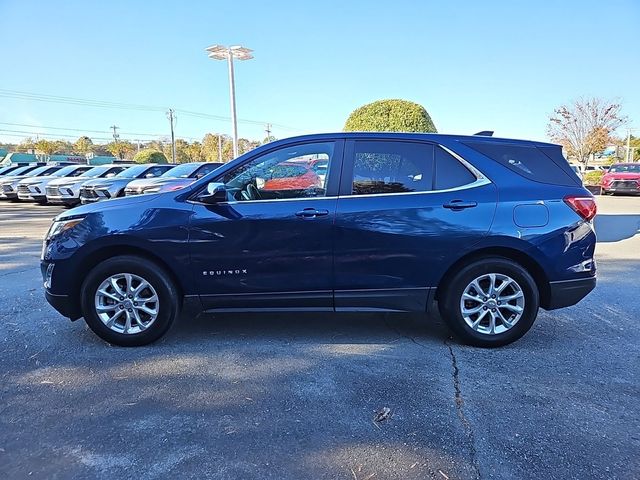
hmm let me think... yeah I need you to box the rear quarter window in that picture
[464,142,580,186]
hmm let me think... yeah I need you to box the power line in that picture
[0,88,303,132]
[0,122,170,137]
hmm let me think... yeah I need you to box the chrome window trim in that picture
[192,195,338,206]
[343,143,492,199]
[337,177,491,200]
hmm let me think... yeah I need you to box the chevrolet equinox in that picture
[41,133,597,347]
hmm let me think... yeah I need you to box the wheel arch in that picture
[69,244,186,316]
[435,246,551,308]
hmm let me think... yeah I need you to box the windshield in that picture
[4,166,33,176]
[80,166,109,177]
[609,164,640,173]
[53,165,88,177]
[115,165,147,178]
[161,163,199,178]
[27,166,58,176]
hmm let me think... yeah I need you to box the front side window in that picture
[351,141,434,195]
[221,142,334,201]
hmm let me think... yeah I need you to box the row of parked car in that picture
[0,161,224,206]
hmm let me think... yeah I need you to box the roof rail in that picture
[473,130,494,136]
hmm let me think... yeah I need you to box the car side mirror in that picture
[200,182,227,203]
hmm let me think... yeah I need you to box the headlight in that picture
[45,217,85,240]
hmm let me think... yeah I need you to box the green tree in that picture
[344,99,437,133]
[133,148,168,164]
[73,136,94,155]
[105,140,136,159]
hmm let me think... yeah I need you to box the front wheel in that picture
[80,255,180,346]
[439,257,540,348]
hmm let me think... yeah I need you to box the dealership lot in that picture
[0,199,639,479]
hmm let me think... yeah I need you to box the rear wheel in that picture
[439,257,540,347]
[80,255,180,346]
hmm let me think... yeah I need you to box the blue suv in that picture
[41,133,597,347]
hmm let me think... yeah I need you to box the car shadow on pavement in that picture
[169,311,451,348]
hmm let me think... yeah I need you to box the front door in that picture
[333,139,497,311]
[189,140,343,310]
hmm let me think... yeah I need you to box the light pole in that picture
[205,44,253,158]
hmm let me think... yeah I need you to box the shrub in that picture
[344,99,437,133]
[133,149,168,164]
[583,170,604,185]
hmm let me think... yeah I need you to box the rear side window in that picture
[351,141,434,195]
[464,142,579,186]
[435,147,476,190]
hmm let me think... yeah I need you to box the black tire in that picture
[80,255,180,346]
[438,257,540,348]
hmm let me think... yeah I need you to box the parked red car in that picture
[261,162,321,191]
[600,163,640,195]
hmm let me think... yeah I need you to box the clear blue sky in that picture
[0,0,638,145]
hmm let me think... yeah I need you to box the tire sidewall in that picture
[441,258,540,347]
[81,256,179,346]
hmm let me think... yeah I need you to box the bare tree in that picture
[547,97,627,165]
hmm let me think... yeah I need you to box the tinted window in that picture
[116,165,148,178]
[145,165,174,177]
[609,164,640,173]
[434,147,476,190]
[351,141,433,195]
[222,142,334,201]
[465,142,578,186]
[195,163,222,177]
[161,163,199,178]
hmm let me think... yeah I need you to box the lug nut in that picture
[497,301,501,305]
[119,305,124,309]
[483,297,488,301]
[483,306,488,310]
[128,308,132,312]
[128,294,132,298]
[491,308,496,312]
[133,302,138,306]
[491,294,496,299]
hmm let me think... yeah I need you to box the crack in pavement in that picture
[446,341,481,480]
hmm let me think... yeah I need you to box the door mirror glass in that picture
[200,182,227,203]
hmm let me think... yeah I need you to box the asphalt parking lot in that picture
[1,198,639,480]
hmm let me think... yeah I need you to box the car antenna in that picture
[473,130,494,136]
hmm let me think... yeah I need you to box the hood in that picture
[125,177,167,189]
[48,176,90,187]
[603,172,640,180]
[81,177,131,188]
[57,191,161,220]
[0,174,32,184]
[18,175,58,185]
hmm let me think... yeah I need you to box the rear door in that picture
[333,139,497,311]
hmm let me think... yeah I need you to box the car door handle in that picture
[295,208,329,218]
[443,200,478,210]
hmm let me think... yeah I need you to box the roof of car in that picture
[266,132,559,148]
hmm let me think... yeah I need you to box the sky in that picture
[0,0,638,146]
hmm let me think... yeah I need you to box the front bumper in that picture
[41,261,81,320]
[545,277,596,310]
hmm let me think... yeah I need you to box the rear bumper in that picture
[545,277,596,310]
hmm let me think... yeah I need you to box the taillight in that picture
[564,195,597,221]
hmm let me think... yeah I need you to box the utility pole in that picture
[218,134,223,162]
[110,125,119,143]
[626,129,631,163]
[264,123,272,142]
[167,109,176,164]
